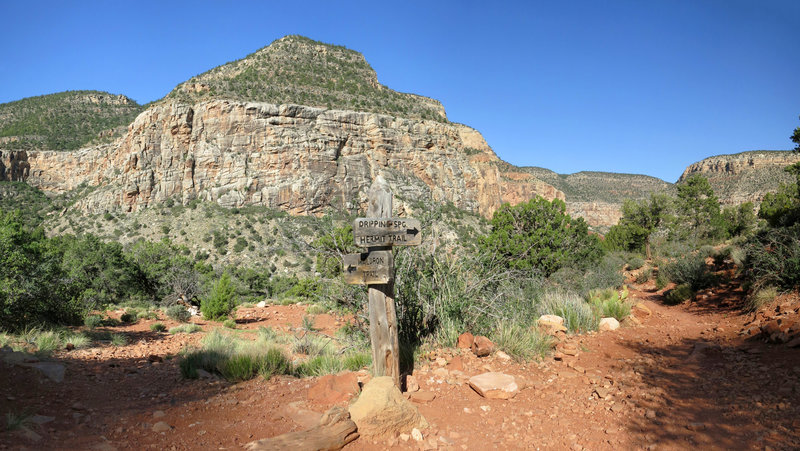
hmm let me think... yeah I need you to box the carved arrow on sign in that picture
[343,250,394,285]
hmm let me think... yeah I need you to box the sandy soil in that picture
[2,276,799,450]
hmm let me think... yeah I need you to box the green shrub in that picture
[698,245,716,258]
[664,284,694,305]
[730,247,746,267]
[201,272,236,320]
[480,197,604,276]
[537,288,598,332]
[166,305,191,323]
[662,255,713,291]
[169,324,202,334]
[549,252,625,297]
[223,319,237,329]
[636,267,653,284]
[84,314,104,329]
[233,237,248,253]
[626,256,645,271]
[150,322,167,332]
[137,310,159,320]
[744,225,800,291]
[284,278,323,300]
[119,312,137,324]
[490,320,553,362]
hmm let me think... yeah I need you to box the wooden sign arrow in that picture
[343,250,393,285]
[353,217,421,247]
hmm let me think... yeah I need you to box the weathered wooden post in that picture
[343,175,421,388]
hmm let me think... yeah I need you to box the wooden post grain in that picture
[366,176,400,387]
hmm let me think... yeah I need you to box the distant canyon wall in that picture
[679,151,800,206]
[1,100,565,219]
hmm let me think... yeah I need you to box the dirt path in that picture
[2,283,799,450]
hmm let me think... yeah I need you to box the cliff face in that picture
[678,151,800,206]
[1,100,564,218]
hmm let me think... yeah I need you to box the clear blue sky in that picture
[1,0,798,182]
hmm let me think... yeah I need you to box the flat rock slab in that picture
[279,401,323,429]
[307,372,360,405]
[468,372,519,399]
[20,361,66,383]
[409,391,436,404]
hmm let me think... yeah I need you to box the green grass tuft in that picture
[110,333,128,347]
[537,288,598,332]
[33,331,61,357]
[294,351,372,377]
[169,324,202,334]
[179,329,293,382]
[745,286,779,312]
[490,320,553,362]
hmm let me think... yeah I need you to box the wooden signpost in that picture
[343,175,420,388]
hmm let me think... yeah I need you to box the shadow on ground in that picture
[619,332,800,450]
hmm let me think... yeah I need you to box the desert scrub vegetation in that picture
[661,254,715,291]
[744,224,800,292]
[664,284,694,305]
[180,329,293,381]
[0,328,91,356]
[536,288,599,333]
[179,325,371,382]
[166,305,192,323]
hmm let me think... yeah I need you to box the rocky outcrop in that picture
[566,202,624,229]
[678,151,800,206]
[0,150,31,182]
[4,100,564,218]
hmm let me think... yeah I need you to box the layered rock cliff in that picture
[678,150,800,206]
[1,100,564,218]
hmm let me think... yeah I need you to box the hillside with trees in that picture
[164,35,447,121]
[0,91,144,151]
